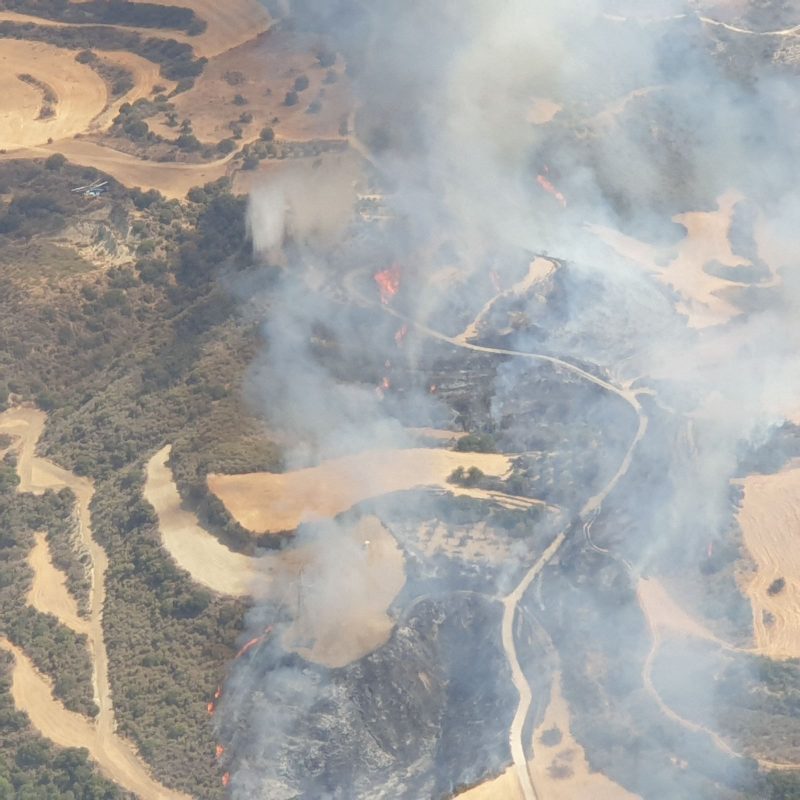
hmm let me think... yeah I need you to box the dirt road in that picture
[502,533,566,800]
[0,407,187,798]
[27,532,89,635]
[145,446,258,597]
[355,271,648,800]
[1,139,235,199]
[697,15,800,36]
[0,638,191,799]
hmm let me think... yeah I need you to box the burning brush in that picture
[374,264,402,304]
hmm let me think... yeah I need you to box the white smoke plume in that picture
[219,1,800,797]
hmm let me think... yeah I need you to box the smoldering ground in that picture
[218,1,800,798]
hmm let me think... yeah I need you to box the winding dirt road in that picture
[0,407,189,799]
[356,269,648,800]
[697,16,800,37]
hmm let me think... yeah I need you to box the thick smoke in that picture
[221,1,800,798]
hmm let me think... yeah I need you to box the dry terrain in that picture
[145,445,261,597]
[32,0,271,58]
[0,638,191,800]
[527,97,562,125]
[143,0,271,59]
[26,532,89,635]
[590,190,766,328]
[147,447,407,668]
[735,462,800,659]
[0,0,349,200]
[0,408,186,799]
[0,40,107,149]
[151,29,351,146]
[637,577,727,646]
[457,767,524,800]
[455,670,638,800]
[282,514,406,668]
[208,448,517,534]
[528,673,640,800]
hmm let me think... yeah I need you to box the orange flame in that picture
[216,745,225,759]
[536,173,567,208]
[214,686,222,701]
[429,384,438,394]
[394,324,408,345]
[207,702,215,715]
[375,376,392,400]
[222,772,230,787]
[235,626,273,660]
[235,637,261,659]
[374,264,402,304]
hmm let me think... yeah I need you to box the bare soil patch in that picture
[527,97,562,125]
[0,39,107,149]
[637,577,725,645]
[27,532,88,635]
[590,190,754,328]
[529,673,640,799]
[735,462,800,659]
[455,767,524,800]
[147,447,407,667]
[208,448,515,534]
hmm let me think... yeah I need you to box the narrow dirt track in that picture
[0,407,188,799]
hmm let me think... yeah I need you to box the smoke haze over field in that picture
[222,1,800,797]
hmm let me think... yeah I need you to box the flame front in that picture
[374,264,402,304]
[536,171,567,208]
